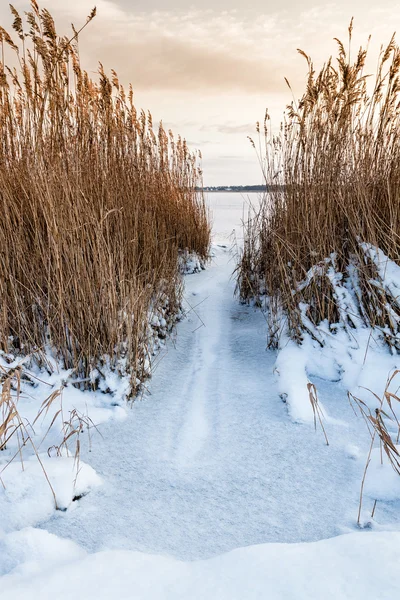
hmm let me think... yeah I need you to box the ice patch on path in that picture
[2,531,400,600]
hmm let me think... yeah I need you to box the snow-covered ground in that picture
[2,528,400,600]
[1,192,400,599]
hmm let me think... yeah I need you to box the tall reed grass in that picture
[238,23,400,348]
[0,2,210,393]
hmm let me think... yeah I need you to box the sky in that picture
[2,0,400,184]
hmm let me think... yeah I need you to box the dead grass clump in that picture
[349,370,400,524]
[237,23,400,347]
[0,360,101,508]
[307,382,329,446]
[0,364,58,505]
[0,2,210,393]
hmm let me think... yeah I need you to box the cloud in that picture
[1,3,282,91]
[186,140,215,146]
[2,1,400,96]
[202,123,256,134]
[75,11,290,93]
[218,155,244,159]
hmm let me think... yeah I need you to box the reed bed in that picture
[238,23,400,347]
[0,2,210,394]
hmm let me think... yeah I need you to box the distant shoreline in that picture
[199,186,267,193]
[202,189,263,193]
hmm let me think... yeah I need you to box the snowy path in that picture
[39,194,372,560]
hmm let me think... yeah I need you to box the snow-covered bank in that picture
[277,327,400,424]
[2,528,400,600]
[269,242,400,426]
[271,244,400,519]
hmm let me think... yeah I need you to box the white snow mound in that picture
[1,531,399,600]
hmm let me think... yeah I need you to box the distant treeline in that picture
[199,185,286,193]
[199,185,270,192]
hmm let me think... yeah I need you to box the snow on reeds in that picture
[237,22,400,350]
[0,2,210,394]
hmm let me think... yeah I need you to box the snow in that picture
[275,340,328,422]
[274,309,400,426]
[1,192,400,598]
[0,456,102,531]
[365,446,400,502]
[360,242,400,307]
[2,529,400,599]
[0,528,85,579]
[269,240,400,431]
[179,250,205,275]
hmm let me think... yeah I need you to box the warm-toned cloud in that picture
[4,1,400,96]
[186,140,215,147]
[202,123,256,135]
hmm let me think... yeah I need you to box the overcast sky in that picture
[2,0,400,184]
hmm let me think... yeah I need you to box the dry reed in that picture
[307,382,329,445]
[349,370,400,524]
[237,22,400,347]
[0,364,58,505]
[0,2,210,394]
